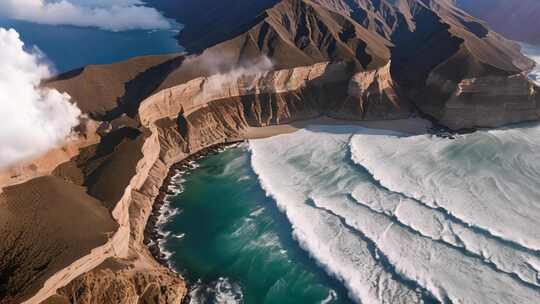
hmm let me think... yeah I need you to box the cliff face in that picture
[425,72,540,129]
[2,0,540,303]
[1,61,402,303]
[46,0,539,130]
[20,124,189,303]
[139,61,410,129]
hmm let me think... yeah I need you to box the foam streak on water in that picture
[249,124,540,304]
[520,42,540,86]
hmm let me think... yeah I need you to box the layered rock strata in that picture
[4,49,540,302]
[3,61,397,304]
[433,74,540,129]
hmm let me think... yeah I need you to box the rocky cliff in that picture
[2,0,540,303]
[427,72,540,129]
[46,0,540,131]
[4,61,403,303]
[452,0,540,44]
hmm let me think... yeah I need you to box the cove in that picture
[157,144,353,304]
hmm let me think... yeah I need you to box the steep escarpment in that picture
[139,61,408,127]
[18,123,188,303]
[2,0,540,303]
[48,0,539,130]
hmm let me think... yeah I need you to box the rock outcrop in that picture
[139,61,410,128]
[47,0,540,130]
[43,259,186,304]
[426,73,540,129]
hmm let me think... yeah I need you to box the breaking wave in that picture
[190,277,244,304]
[154,169,188,266]
[520,42,540,86]
[249,124,540,304]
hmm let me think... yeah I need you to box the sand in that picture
[0,176,118,303]
[245,116,432,139]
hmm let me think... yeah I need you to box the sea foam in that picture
[249,124,540,304]
[250,127,425,304]
[520,42,540,86]
[350,126,540,252]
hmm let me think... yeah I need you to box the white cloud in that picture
[0,0,171,31]
[0,28,81,169]
[199,56,275,101]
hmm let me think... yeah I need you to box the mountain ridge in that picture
[47,0,538,130]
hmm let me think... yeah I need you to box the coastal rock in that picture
[432,74,540,129]
[42,258,187,304]
[139,61,409,130]
[331,61,409,120]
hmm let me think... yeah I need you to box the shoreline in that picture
[141,117,433,302]
[12,116,431,303]
[144,117,432,262]
[144,141,243,301]
[144,141,243,264]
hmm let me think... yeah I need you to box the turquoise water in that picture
[159,145,353,304]
[159,122,540,304]
[0,17,183,73]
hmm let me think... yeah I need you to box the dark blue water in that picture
[0,17,183,73]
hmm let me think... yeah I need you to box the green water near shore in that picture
[159,145,353,304]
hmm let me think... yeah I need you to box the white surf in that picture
[250,124,540,304]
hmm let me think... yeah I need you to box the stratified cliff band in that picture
[1,0,539,303]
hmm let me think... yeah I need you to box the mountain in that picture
[50,0,537,129]
[2,0,540,303]
[452,0,540,44]
[146,0,279,53]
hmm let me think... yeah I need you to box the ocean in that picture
[0,17,183,73]
[157,45,540,303]
[159,123,540,304]
[156,145,353,304]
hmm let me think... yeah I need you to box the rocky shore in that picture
[144,142,242,267]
